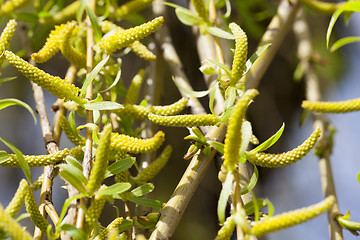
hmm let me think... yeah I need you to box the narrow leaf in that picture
[83,101,123,110]
[327,1,360,48]
[58,194,86,225]
[245,43,271,74]
[0,98,37,124]
[243,198,268,216]
[0,151,11,164]
[76,0,87,22]
[96,183,131,197]
[224,85,236,110]
[330,36,360,52]
[0,137,32,184]
[65,156,83,171]
[99,67,121,92]
[128,196,162,209]
[218,171,233,224]
[357,172,360,184]
[118,219,133,232]
[59,224,87,240]
[208,140,224,154]
[251,123,285,153]
[206,59,232,78]
[172,76,210,98]
[206,26,235,39]
[239,121,252,163]
[130,183,154,197]
[85,6,102,43]
[240,164,258,195]
[175,8,202,26]
[58,164,88,194]
[80,55,110,98]
[209,82,217,114]
[105,157,135,178]
[0,76,17,84]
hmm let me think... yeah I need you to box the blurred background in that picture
[0,0,359,239]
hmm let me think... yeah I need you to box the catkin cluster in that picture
[246,128,321,168]
[251,196,335,236]
[99,16,164,54]
[148,113,219,127]
[302,98,360,113]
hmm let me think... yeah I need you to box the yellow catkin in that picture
[250,134,259,145]
[125,69,145,105]
[251,196,335,237]
[148,113,220,127]
[246,128,321,168]
[229,22,248,84]
[85,194,106,228]
[2,148,70,167]
[93,217,125,240]
[0,0,31,16]
[40,1,79,24]
[110,131,165,154]
[151,97,189,116]
[132,145,172,184]
[300,0,345,14]
[302,98,360,113]
[31,174,44,192]
[190,0,208,21]
[114,0,154,19]
[0,19,17,67]
[60,21,86,68]
[223,89,259,171]
[115,170,129,183]
[0,202,33,240]
[5,50,85,104]
[87,124,112,194]
[31,23,67,63]
[59,114,86,146]
[25,187,51,233]
[5,179,28,217]
[215,216,235,240]
[99,16,164,54]
[101,20,156,60]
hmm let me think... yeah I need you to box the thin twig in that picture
[244,0,301,89]
[76,0,96,230]
[294,8,343,240]
[149,123,227,239]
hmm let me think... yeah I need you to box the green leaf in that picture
[0,137,32,184]
[99,67,121,92]
[224,85,236,110]
[219,106,235,122]
[118,219,133,232]
[76,0,87,22]
[243,198,270,216]
[240,164,258,195]
[206,26,235,39]
[327,1,360,49]
[58,194,86,225]
[58,164,88,194]
[163,2,202,26]
[330,36,360,52]
[251,123,285,153]
[12,12,39,23]
[0,98,37,124]
[58,224,87,240]
[208,140,224,154]
[245,43,271,74]
[130,183,154,197]
[209,82,217,115]
[175,8,202,26]
[172,76,210,98]
[80,55,110,98]
[83,101,123,110]
[85,6,102,44]
[77,123,100,144]
[239,121,252,163]
[206,59,232,78]
[217,171,233,224]
[357,172,360,184]
[65,156,83,171]
[105,157,135,178]
[199,63,217,75]
[96,183,131,197]
[0,151,11,164]
[128,196,162,209]
[0,76,17,84]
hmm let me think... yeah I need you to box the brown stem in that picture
[244,0,301,89]
[294,8,343,240]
